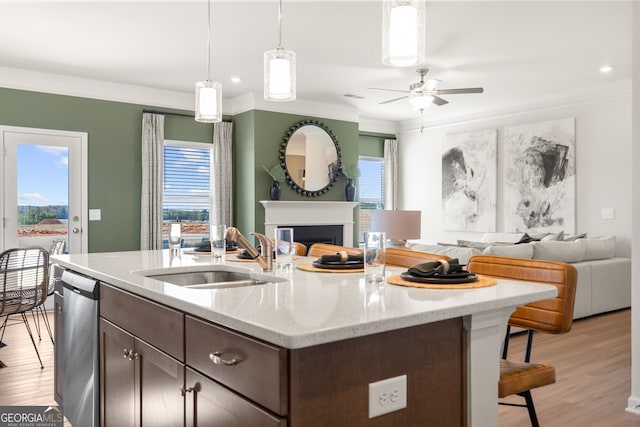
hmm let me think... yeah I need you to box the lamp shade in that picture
[381,0,426,67]
[408,93,434,110]
[264,48,296,101]
[370,210,421,243]
[195,80,222,123]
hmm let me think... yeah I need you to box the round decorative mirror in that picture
[279,120,342,197]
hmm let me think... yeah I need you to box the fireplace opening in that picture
[281,225,344,250]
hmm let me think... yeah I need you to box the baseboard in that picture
[626,396,640,414]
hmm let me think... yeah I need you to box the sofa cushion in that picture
[532,241,585,263]
[541,230,564,241]
[581,236,616,261]
[480,232,526,243]
[483,243,533,259]
[564,232,587,241]
[405,242,481,265]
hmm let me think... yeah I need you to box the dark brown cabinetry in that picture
[99,284,466,426]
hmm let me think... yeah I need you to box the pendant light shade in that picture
[264,0,296,101]
[382,0,426,67]
[195,80,222,123]
[195,0,222,123]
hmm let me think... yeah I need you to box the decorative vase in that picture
[345,179,356,202]
[270,181,281,201]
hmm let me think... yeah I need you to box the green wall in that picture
[235,110,360,244]
[0,87,213,253]
[0,86,392,251]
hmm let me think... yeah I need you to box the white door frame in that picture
[0,125,88,254]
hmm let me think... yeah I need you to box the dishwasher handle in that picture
[61,270,100,300]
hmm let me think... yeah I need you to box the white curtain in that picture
[140,113,164,250]
[212,122,233,227]
[384,138,398,210]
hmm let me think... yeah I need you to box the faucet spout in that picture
[225,227,273,272]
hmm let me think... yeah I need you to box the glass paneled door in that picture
[1,126,87,253]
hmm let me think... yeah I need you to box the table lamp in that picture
[370,210,422,247]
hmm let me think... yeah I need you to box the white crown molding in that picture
[396,79,632,132]
[358,117,397,135]
[228,92,360,123]
[0,66,197,112]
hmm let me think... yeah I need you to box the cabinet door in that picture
[100,319,135,427]
[135,338,185,427]
[53,292,64,406]
[185,368,285,427]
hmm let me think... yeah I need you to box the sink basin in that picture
[135,266,284,290]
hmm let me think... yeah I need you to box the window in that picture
[357,156,385,242]
[163,140,213,246]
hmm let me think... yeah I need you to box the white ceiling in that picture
[0,1,633,127]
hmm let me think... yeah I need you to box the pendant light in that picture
[264,0,296,101]
[195,0,222,123]
[381,0,426,67]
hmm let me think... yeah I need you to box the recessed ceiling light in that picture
[230,76,242,83]
[600,65,613,73]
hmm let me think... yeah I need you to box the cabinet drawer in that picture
[100,284,184,361]
[185,315,288,416]
[186,368,287,427]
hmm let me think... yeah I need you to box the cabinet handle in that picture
[123,348,129,359]
[123,349,136,361]
[209,352,238,366]
[181,383,201,396]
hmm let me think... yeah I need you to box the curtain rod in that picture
[142,109,232,123]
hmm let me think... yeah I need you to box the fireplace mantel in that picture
[260,201,358,246]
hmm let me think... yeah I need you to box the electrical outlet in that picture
[368,375,407,418]
[602,208,615,220]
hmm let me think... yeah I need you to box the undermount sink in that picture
[135,266,283,290]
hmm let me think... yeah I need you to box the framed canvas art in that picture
[442,129,497,232]
[503,118,576,233]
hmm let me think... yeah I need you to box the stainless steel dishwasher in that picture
[61,269,100,427]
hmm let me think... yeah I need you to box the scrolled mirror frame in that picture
[279,119,343,197]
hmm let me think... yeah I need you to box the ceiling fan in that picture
[369,68,484,110]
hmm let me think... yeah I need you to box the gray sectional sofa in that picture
[406,234,631,320]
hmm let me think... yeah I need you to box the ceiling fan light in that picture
[195,80,222,123]
[264,48,296,101]
[382,0,426,67]
[408,94,434,110]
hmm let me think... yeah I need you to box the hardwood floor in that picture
[0,309,638,426]
[499,308,639,427]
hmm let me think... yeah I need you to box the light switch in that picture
[601,208,615,220]
[89,209,102,221]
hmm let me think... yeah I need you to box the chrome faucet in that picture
[225,227,273,272]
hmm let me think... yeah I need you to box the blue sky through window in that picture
[18,144,69,206]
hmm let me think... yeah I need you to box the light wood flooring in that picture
[0,309,638,426]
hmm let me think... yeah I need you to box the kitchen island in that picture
[53,250,556,426]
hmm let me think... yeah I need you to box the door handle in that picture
[72,227,81,234]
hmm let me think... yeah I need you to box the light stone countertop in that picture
[52,250,557,349]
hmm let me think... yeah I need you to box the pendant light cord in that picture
[207,0,211,80]
[278,0,283,49]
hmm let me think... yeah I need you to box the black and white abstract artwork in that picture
[504,118,576,233]
[442,129,497,232]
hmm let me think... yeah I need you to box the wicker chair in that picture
[467,255,577,427]
[32,239,66,344]
[0,247,50,368]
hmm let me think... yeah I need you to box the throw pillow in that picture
[457,240,492,251]
[541,231,565,241]
[532,241,585,263]
[479,232,526,243]
[581,236,616,261]
[564,233,587,241]
[483,243,534,259]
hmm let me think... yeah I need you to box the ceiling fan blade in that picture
[368,88,411,94]
[434,88,484,95]
[432,96,449,106]
[379,95,409,105]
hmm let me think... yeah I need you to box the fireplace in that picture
[280,224,343,250]
[260,201,358,247]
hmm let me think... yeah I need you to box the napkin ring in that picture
[439,259,450,274]
[338,251,349,262]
